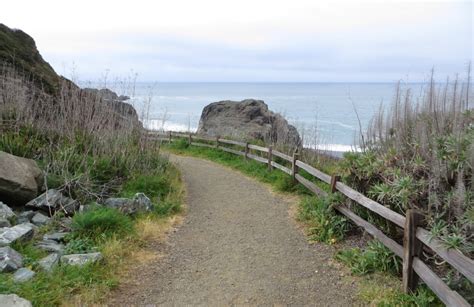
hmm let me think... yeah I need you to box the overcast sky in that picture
[2,0,472,82]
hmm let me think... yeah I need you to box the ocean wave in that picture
[306,144,361,152]
[145,120,197,132]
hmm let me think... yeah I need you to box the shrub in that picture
[335,240,402,275]
[298,195,349,244]
[71,206,134,240]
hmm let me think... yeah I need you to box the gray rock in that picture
[103,193,153,215]
[134,193,153,210]
[0,151,44,205]
[0,246,23,272]
[0,294,32,307]
[61,252,102,267]
[25,189,79,215]
[35,240,64,253]
[0,218,11,228]
[0,223,35,246]
[31,212,51,226]
[37,253,59,272]
[43,232,69,242]
[17,211,35,224]
[0,202,15,221]
[13,267,35,283]
[197,99,301,147]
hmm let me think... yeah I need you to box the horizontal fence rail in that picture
[146,130,473,306]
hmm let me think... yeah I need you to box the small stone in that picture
[103,193,153,215]
[0,217,11,228]
[61,252,102,267]
[31,212,51,226]
[16,211,35,224]
[0,246,23,272]
[37,253,59,272]
[35,240,64,253]
[0,294,32,307]
[13,268,35,283]
[0,202,15,220]
[43,232,69,242]
[25,189,78,215]
[0,223,35,247]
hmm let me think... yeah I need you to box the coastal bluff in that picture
[197,99,300,147]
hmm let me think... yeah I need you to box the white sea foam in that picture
[145,119,197,132]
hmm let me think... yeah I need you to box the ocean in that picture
[121,82,427,152]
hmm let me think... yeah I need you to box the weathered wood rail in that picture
[147,130,473,306]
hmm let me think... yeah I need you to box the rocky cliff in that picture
[197,99,300,147]
[0,23,141,130]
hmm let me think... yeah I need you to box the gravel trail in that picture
[110,155,357,306]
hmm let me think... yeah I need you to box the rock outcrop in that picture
[0,23,142,132]
[197,99,300,147]
[0,151,44,205]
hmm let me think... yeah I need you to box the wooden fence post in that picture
[245,142,249,159]
[168,131,172,143]
[268,145,273,171]
[215,136,220,149]
[330,175,341,193]
[403,209,424,293]
[292,150,299,183]
[188,134,192,145]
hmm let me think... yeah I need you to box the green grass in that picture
[335,240,402,276]
[71,206,134,241]
[298,195,350,244]
[0,261,117,306]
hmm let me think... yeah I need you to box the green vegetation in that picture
[298,195,349,244]
[71,206,134,240]
[336,240,401,275]
[0,64,184,304]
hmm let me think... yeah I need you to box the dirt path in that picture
[110,155,357,306]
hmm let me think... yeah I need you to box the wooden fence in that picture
[147,130,473,306]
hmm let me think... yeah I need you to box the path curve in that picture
[110,155,357,306]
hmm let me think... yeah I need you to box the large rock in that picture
[37,253,59,272]
[197,99,301,147]
[25,189,78,215]
[0,294,32,307]
[0,151,44,205]
[61,252,102,267]
[13,267,35,283]
[0,223,35,246]
[103,193,152,215]
[0,246,23,272]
